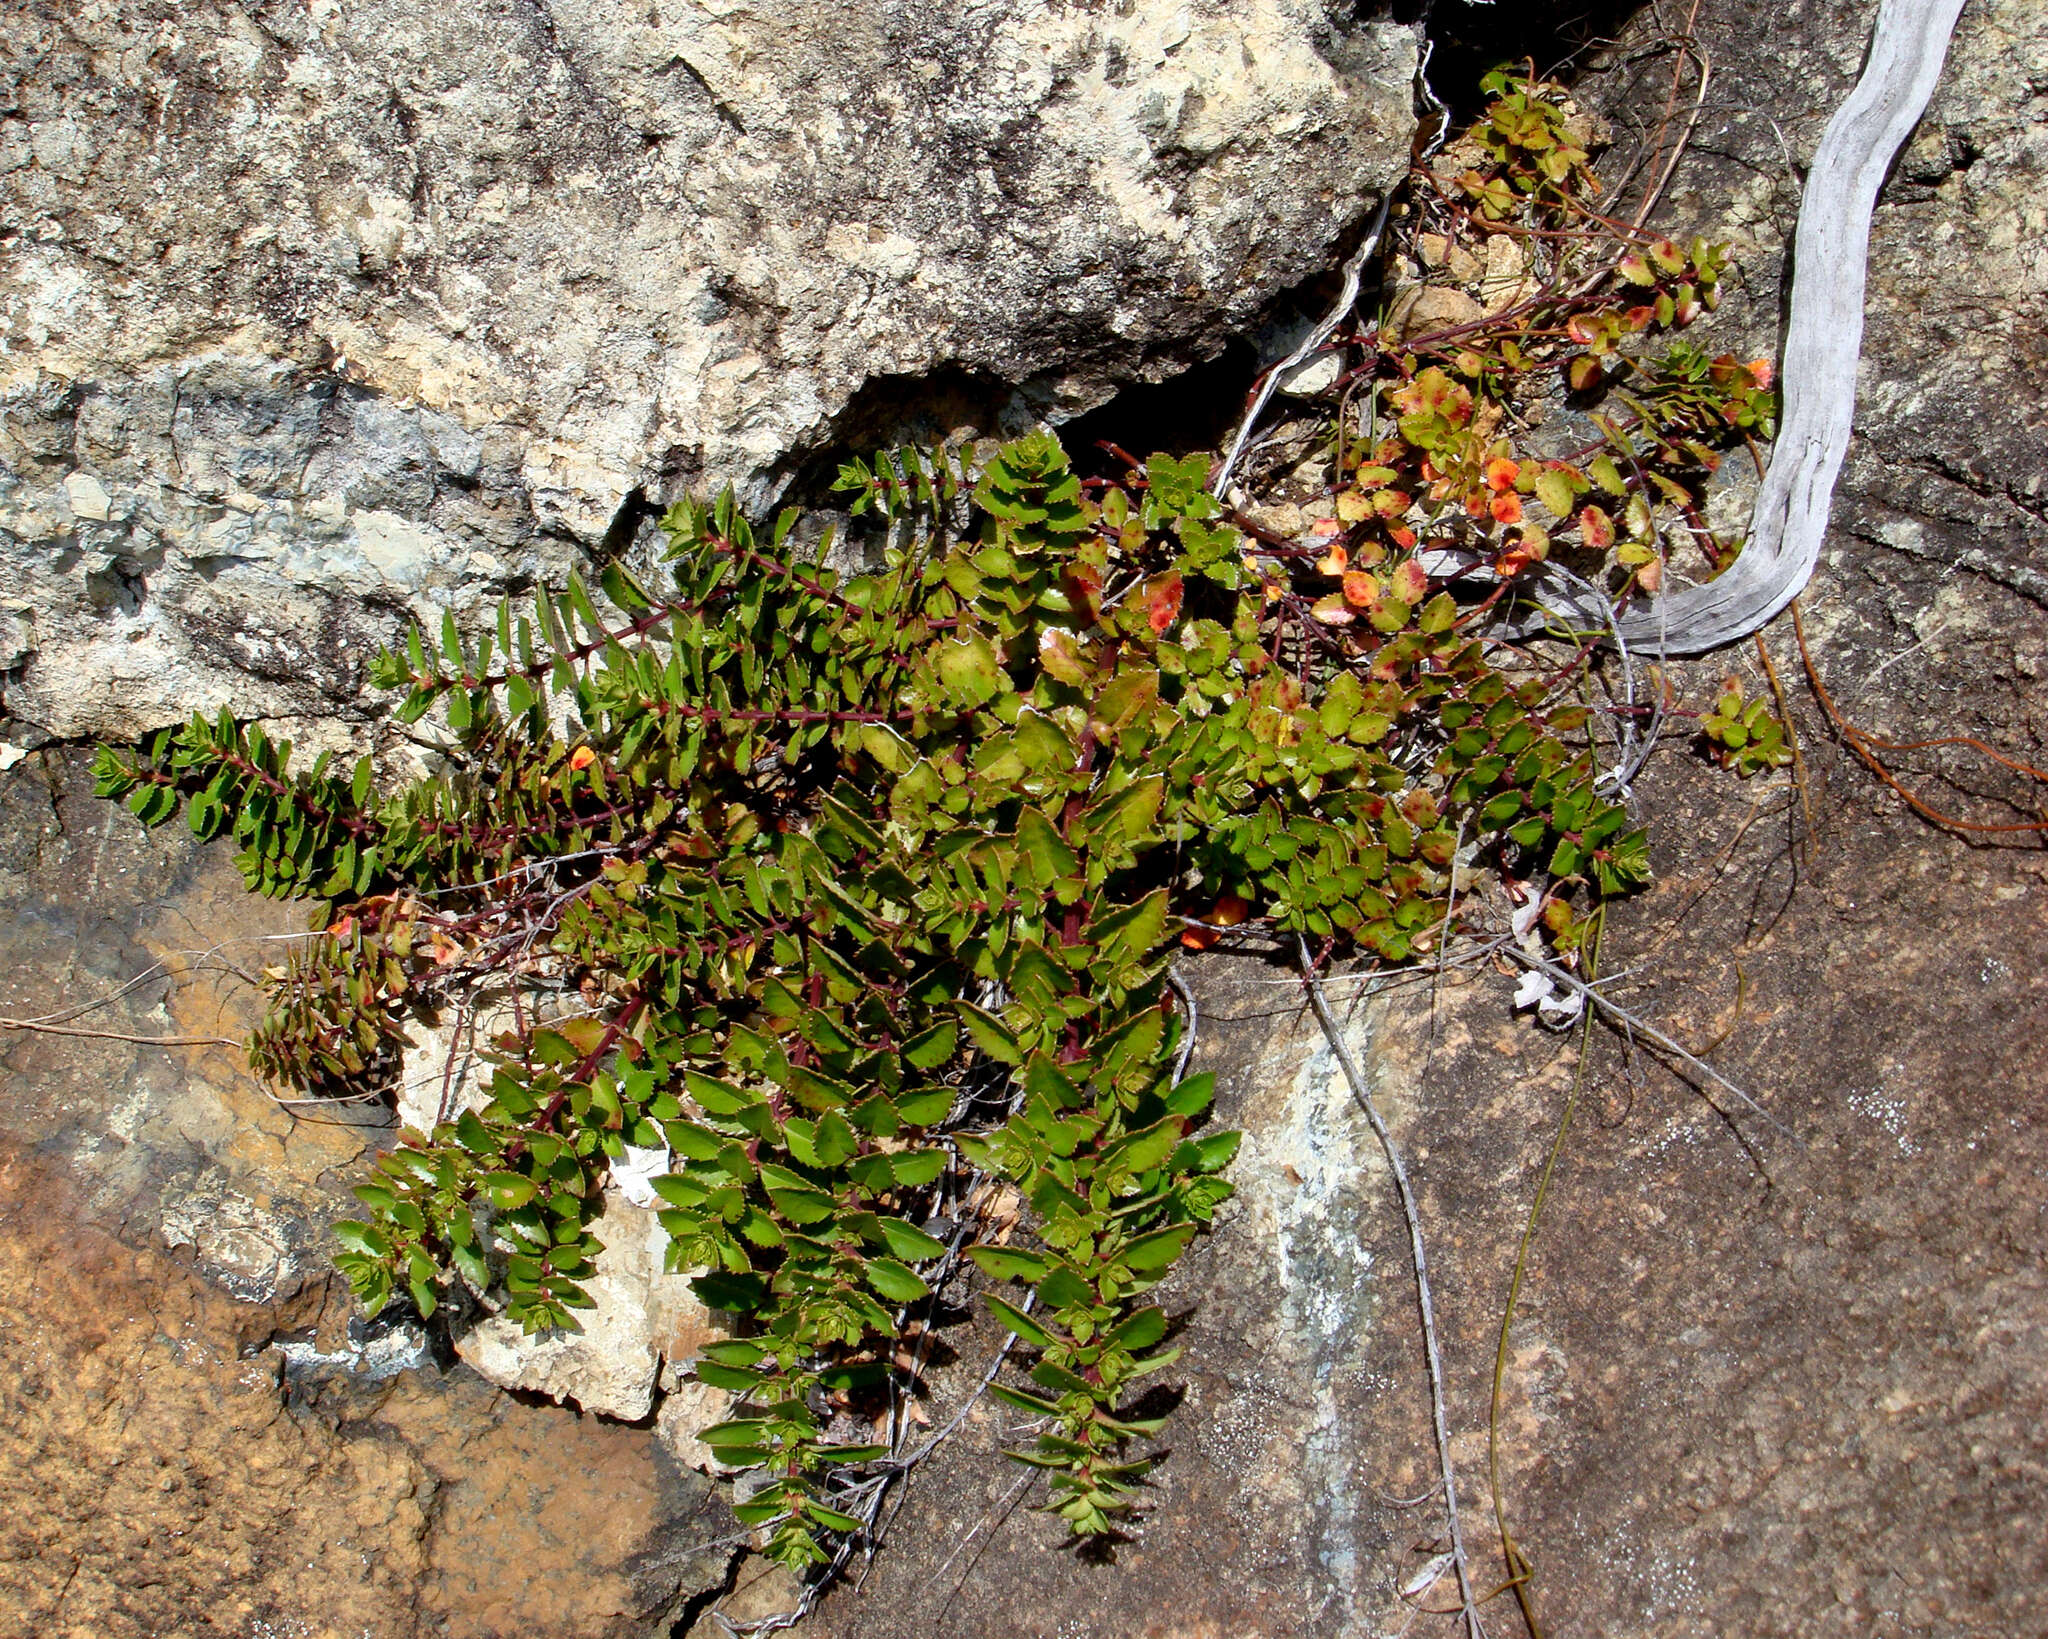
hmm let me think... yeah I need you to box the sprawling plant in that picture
[92,73,1782,1586]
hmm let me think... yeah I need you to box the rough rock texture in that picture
[0,750,734,1638]
[455,1189,723,1427]
[789,0,2048,1633]
[0,0,1415,740]
[9,0,2048,1634]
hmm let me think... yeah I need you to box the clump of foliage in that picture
[1699,676,1793,776]
[1320,67,1779,619]
[90,70,1783,1594]
[92,422,1643,1561]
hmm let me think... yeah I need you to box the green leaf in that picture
[1037,1263,1096,1309]
[984,1293,1054,1346]
[692,1270,771,1312]
[887,1149,948,1187]
[685,1071,760,1116]
[1108,1306,1168,1349]
[1116,1223,1195,1272]
[901,1019,958,1073]
[483,1172,537,1210]
[987,1382,1062,1416]
[858,723,916,773]
[873,1217,948,1261]
[1534,468,1578,518]
[933,629,1003,710]
[599,561,652,611]
[702,1339,769,1368]
[1023,1052,1084,1112]
[953,1001,1023,1066]
[1163,1071,1217,1118]
[805,1501,867,1534]
[698,1418,772,1448]
[1110,1117,1183,1175]
[1172,1130,1242,1175]
[968,1244,1052,1283]
[332,1220,391,1258]
[866,1257,930,1303]
[1013,807,1078,886]
[893,1086,954,1126]
[764,1179,838,1225]
[693,1360,762,1392]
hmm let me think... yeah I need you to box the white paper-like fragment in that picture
[610,1144,672,1208]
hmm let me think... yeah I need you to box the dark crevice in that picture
[595,485,658,567]
[1416,0,1653,121]
[768,1,1665,502]
[671,55,747,134]
[777,364,1037,511]
[1058,343,1260,480]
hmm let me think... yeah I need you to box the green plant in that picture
[1699,676,1793,776]
[92,416,1648,1558]
[86,72,1780,1594]
[1374,74,1776,610]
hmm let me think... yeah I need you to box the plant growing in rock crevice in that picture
[93,413,1643,1561]
[89,71,1791,1602]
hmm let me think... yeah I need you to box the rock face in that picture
[0,750,734,1639]
[455,1188,724,1428]
[798,1,2048,1634]
[13,0,2048,1634]
[0,0,1415,740]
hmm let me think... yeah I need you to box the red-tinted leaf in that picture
[1342,571,1380,608]
[1144,572,1183,635]
[1063,564,1104,626]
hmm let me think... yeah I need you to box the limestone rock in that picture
[0,0,1416,742]
[394,985,518,1136]
[456,1188,721,1427]
[1383,281,1485,343]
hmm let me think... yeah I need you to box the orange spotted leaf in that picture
[1144,572,1183,635]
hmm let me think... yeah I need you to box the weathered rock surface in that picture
[0,0,1415,740]
[0,750,733,1638]
[9,0,2047,1633]
[792,0,2048,1633]
[455,1188,724,1427]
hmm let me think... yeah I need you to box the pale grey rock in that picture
[456,1187,724,1427]
[156,1165,321,1303]
[0,0,1416,741]
[393,985,516,1136]
[656,1363,738,1477]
